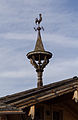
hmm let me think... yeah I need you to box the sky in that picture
[0,0,78,97]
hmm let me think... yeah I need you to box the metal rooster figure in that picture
[34,14,44,31]
[35,14,42,25]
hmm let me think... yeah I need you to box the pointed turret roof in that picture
[34,30,45,52]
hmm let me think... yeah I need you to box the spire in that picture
[34,30,45,52]
[34,14,45,52]
[27,14,52,88]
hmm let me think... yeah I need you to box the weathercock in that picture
[35,14,42,25]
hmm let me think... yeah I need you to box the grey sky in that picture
[0,0,78,97]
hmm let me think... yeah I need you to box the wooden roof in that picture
[0,76,78,110]
[0,105,24,114]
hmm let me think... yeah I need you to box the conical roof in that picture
[34,31,45,52]
[27,29,52,61]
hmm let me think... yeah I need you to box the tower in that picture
[27,14,52,88]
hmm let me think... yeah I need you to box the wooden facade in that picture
[0,76,78,120]
[35,92,78,120]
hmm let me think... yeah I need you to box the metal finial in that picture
[34,14,44,31]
